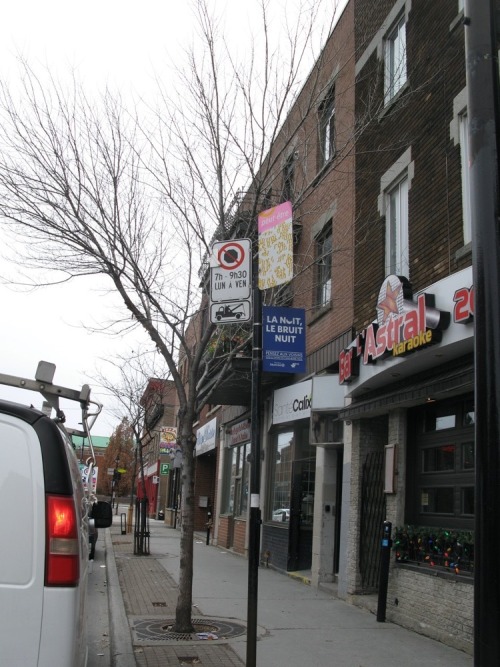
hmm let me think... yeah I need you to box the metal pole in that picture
[464,2,500,664]
[376,521,392,622]
[246,251,262,667]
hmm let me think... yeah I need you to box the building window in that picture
[450,89,471,248]
[385,177,409,276]
[318,86,335,167]
[407,397,475,530]
[282,154,295,203]
[459,112,472,244]
[223,443,248,517]
[315,225,332,308]
[270,431,294,522]
[384,14,407,104]
[268,424,315,524]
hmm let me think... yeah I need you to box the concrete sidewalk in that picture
[106,507,473,667]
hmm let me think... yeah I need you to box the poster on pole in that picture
[258,202,293,290]
[262,306,306,373]
[159,426,177,454]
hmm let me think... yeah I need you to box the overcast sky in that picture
[0,0,345,435]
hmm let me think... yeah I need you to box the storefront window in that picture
[269,424,315,524]
[223,442,248,516]
[271,431,294,521]
[421,487,454,514]
[408,396,475,529]
[422,444,455,472]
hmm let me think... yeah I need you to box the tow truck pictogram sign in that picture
[210,239,252,323]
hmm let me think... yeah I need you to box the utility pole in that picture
[246,250,262,667]
[464,2,500,664]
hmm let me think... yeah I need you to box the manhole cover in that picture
[131,617,246,644]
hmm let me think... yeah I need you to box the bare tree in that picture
[0,0,349,632]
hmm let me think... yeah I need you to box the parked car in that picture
[0,362,112,666]
[272,508,290,522]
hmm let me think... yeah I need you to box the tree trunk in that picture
[172,432,195,633]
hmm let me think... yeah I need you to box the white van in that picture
[0,362,111,667]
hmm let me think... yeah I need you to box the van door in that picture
[0,416,45,665]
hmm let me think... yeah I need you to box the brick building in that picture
[201,0,357,578]
[336,0,476,653]
[179,0,491,653]
[139,378,179,518]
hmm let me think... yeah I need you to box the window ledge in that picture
[449,11,465,33]
[312,156,335,188]
[379,80,410,121]
[308,302,332,325]
[394,560,473,584]
[455,242,472,261]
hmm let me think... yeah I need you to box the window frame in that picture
[314,224,333,309]
[384,14,407,105]
[459,111,472,245]
[282,153,295,203]
[385,176,409,277]
[450,88,472,249]
[406,396,475,530]
[222,442,249,517]
[318,86,336,168]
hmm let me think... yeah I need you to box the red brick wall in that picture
[232,519,247,555]
[217,515,232,549]
[354,0,469,329]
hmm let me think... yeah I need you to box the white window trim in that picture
[450,88,471,246]
[355,0,412,78]
[384,14,407,105]
[378,148,414,278]
[385,177,409,277]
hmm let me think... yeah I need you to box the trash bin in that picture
[157,509,165,521]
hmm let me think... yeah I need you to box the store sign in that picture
[159,426,177,454]
[339,275,450,384]
[263,306,306,373]
[229,419,251,446]
[453,285,474,323]
[272,379,312,425]
[195,417,217,456]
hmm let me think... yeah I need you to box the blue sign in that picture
[262,306,306,373]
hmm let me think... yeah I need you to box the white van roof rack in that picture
[0,360,102,439]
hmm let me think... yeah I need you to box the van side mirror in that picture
[91,501,113,528]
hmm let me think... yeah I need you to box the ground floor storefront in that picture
[209,267,475,653]
[337,268,475,653]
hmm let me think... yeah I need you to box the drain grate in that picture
[131,617,246,645]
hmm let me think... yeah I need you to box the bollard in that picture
[127,505,133,534]
[120,512,127,535]
[377,520,392,622]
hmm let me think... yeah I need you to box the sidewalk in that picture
[105,507,474,667]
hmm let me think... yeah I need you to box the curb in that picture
[104,529,137,667]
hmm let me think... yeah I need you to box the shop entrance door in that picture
[287,457,315,571]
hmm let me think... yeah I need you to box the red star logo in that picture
[378,280,401,322]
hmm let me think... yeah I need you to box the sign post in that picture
[246,247,261,667]
[464,3,500,663]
